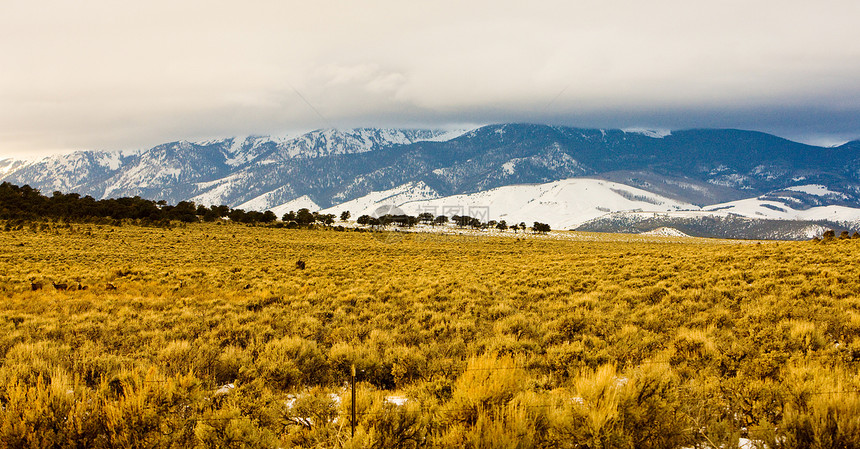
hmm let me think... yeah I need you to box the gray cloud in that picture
[2,0,860,158]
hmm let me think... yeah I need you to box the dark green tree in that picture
[168,201,198,222]
[295,208,315,225]
[533,222,551,234]
[261,211,277,223]
[418,212,434,224]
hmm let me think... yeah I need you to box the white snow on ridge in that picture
[0,159,29,176]
[96,151,122,170]
[785,184,847,198]
[228,136,249,154]
[622,128,672,138]
[236,185,298,212]
[188,175,244,207]
[271,128,448,160]
[421,128,474,142]
[223,136,252,166]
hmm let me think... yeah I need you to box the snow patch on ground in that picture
[682,438,761,449]
[385,395,408,406]
[213,383,235,396]
[640,227,690,237]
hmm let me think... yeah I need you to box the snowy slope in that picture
[0,128,453,206]
[187,174,251,207]
[236,185,303,212]
[575,181,860,239]
[577,209,833,240]
[784,184,848,198]
[0,159,29,177]
[695,182,860,227]
[181,128,451,208]
[641,227,690,237]
[622,128,672,138]
[268,196,321,218]
[297,177,698,230]
[249,128,449,165]
[703,198,860,226]
[319,181,440,217]
[421,128,473,142]
[219,135,293,167]
[4,151,127,194]
[394,178,697,229]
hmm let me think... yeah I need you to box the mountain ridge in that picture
[3,123,860,239]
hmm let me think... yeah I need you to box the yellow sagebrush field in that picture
[1,221,859,448]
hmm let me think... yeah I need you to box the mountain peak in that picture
[621,128,672,138]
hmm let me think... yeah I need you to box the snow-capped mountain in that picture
[1,128,450,206]
[3,124,860,239]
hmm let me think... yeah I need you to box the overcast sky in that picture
[3,0,860,159]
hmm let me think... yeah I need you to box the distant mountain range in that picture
[3,124,860,239]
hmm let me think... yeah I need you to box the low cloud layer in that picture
[2,0,860,158]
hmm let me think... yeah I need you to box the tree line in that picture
[355,211,551,233]
[0,182,553,233]
[0,182,277,225]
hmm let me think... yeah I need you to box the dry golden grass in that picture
[1,221,859,448]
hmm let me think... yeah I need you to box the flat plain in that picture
[1,221,858,448]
